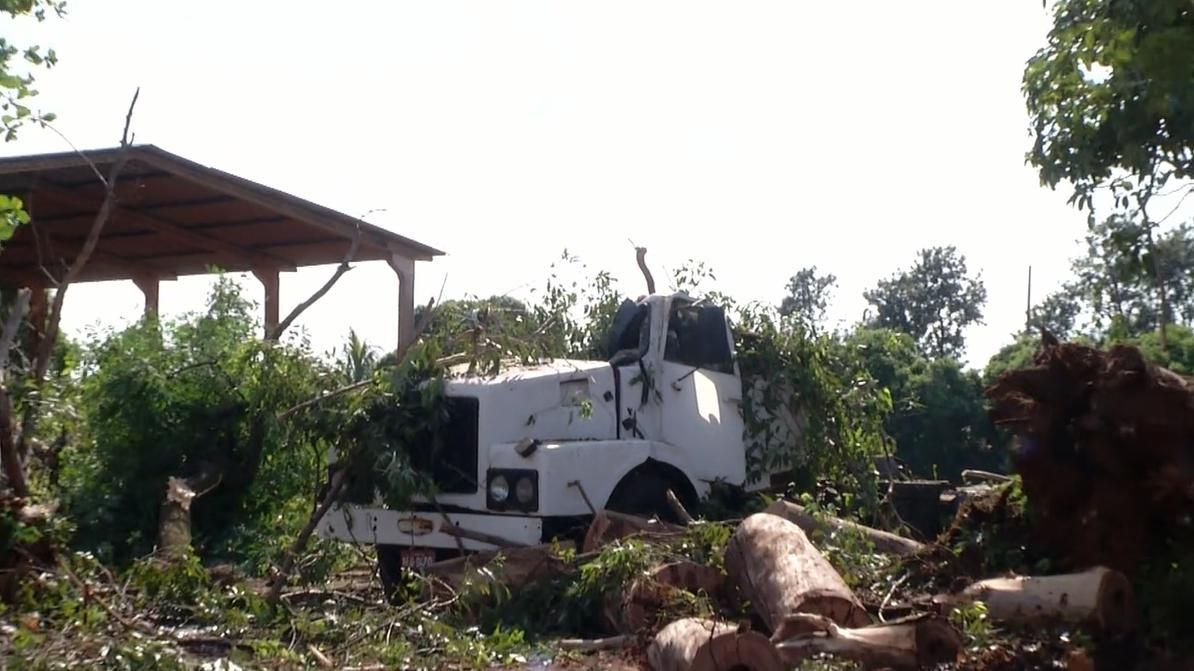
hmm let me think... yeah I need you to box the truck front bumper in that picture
[318,503,544,551]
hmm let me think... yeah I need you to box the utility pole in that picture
[1025,265,1033,333]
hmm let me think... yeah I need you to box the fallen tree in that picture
[763,499,926,557]
[725,512,871,632]
[986,336,1194,572]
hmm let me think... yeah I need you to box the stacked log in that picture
[724,511,871,630]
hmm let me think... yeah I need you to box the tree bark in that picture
[764,500,926,557]
[265,467,347,604]
[725,512,871,633]
[647,617,783,671]
[604,560,726,634]
[771,613,962,670]
[942,566,1136,633]
[582,510,684,553]
[0,387,28,498]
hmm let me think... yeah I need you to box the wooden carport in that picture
[0,144,443,348]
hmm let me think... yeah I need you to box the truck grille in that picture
[414,396,479,494]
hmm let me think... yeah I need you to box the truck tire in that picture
[606,471,691,525]
[375,545,405,604]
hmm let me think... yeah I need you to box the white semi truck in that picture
[317,291,798,588]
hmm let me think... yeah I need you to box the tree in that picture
[0,0,64,240]
[1069,215,1194,338]
[778,266,837,334]
[845,327,1002,481]
[863,246,988,358]
[1024,0,1194,348]
[1029,286,1083,340]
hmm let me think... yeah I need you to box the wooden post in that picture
[26,284,47,359]
[253,268,280,339]
[387,251,415,353]
[132,274,160,318]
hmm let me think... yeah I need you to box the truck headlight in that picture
[489,475,510,503]
[487,468,538,511]
[515,476,535,504]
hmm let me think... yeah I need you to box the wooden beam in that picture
[387,252,415,353]
[34,181,297,272]
[13,224,179,281]
[253,268,280,339]
[132,274,160,317]
[132,150,440,261]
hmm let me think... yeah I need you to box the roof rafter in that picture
[36,180,298,272]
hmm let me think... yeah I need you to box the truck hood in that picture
[444,358,611,390]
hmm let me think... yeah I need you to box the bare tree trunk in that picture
[0,388,28,497]
[16,90,140,465]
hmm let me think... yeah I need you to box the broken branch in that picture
[268,225,362,341]
[764,500,925,557]
[772,613,962,670]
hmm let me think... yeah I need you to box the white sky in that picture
[3,0,1093,368]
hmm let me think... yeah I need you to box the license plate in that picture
[400,548,436,571]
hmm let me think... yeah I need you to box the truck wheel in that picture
[606,472,690,525]
[375,545,405,604]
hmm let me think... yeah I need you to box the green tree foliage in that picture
[1131,322,1194,374]
[848,327,1004,481]
[983,336,1039,387]
[1068,215,1194,337]
[0,0,64,241]
[1028,287,1083,340]
[63,278,336,565]
[863,246,988,359]
[1024,0,1194,215]
[778,266,837,335]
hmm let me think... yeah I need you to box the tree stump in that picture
[604,560,726,633]
[647,617,783,671]
[725,512,870,632]
[157,476,196,559]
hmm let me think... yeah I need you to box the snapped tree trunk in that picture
[725,512,870,632]
[771,613,962,670]
[941,566,1136,633]
[156,465,223,561]
[764,500,925,557]
[647,617,783,671]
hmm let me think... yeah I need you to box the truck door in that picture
[606,298,664,441]
[657,299,746,484]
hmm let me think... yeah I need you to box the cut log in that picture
[582,510,684,553]
[940,566,1136,633]
[725,512,870,632]
[764,500,925,557]
[772,613,962,670]
[647,617,783,671]
[422,541,574,596]
[604,560,726,634]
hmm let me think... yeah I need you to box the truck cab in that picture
[318,292,773,575]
